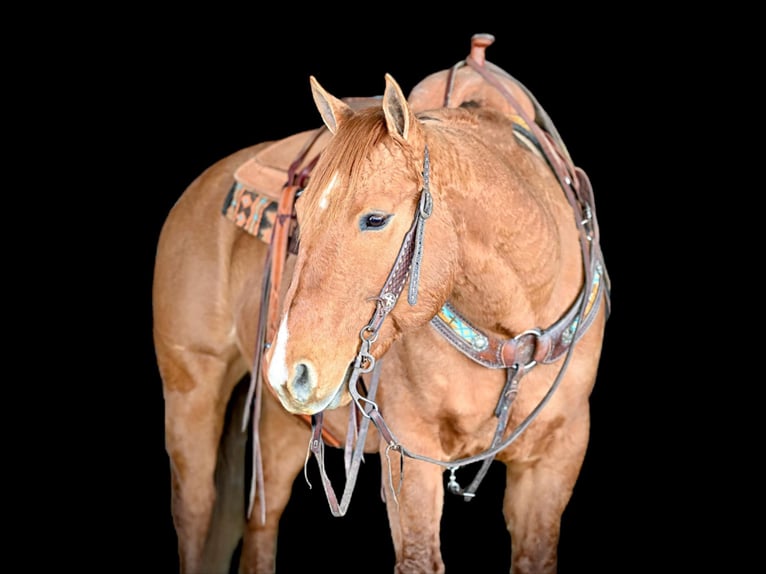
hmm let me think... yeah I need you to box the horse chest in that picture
[427,380,506,454]
[436,412,501,457]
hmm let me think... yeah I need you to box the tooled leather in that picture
[431,257,607,369]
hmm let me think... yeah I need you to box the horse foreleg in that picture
[382,454,446,574]
[238,391,312,574]
[161,349,244,574]
[503,414,591,574]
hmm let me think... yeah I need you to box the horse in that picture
[153,33,609,573]
[262,66,610,573]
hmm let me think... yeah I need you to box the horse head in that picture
[265,74,459,415]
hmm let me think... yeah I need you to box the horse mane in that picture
[301,107,424,224]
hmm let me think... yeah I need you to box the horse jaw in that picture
[265,314,352,415]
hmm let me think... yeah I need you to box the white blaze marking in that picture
[318,172,339,210]
[268,315,290,389]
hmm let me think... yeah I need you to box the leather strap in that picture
[307,362,383,517]
[243,128,334,523]
[430,256,607,370]
[448,364,522,500]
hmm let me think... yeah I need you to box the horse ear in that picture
[383,73,416,141]
[310,76,353,134]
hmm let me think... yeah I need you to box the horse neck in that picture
[430,124,583,333]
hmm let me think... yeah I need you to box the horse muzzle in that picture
[268,358,352,415]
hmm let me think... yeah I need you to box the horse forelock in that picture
[301,108,423,225]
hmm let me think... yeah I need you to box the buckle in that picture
[512,328,542,369]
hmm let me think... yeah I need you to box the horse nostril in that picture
[290,363,311,401]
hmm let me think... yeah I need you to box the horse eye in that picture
[359,212,392,231]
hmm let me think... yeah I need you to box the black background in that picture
[52,12,686,574]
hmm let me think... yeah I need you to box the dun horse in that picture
[153,34,609,573]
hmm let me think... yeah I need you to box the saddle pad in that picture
[223,128,330,243]
[222,182,279,243]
